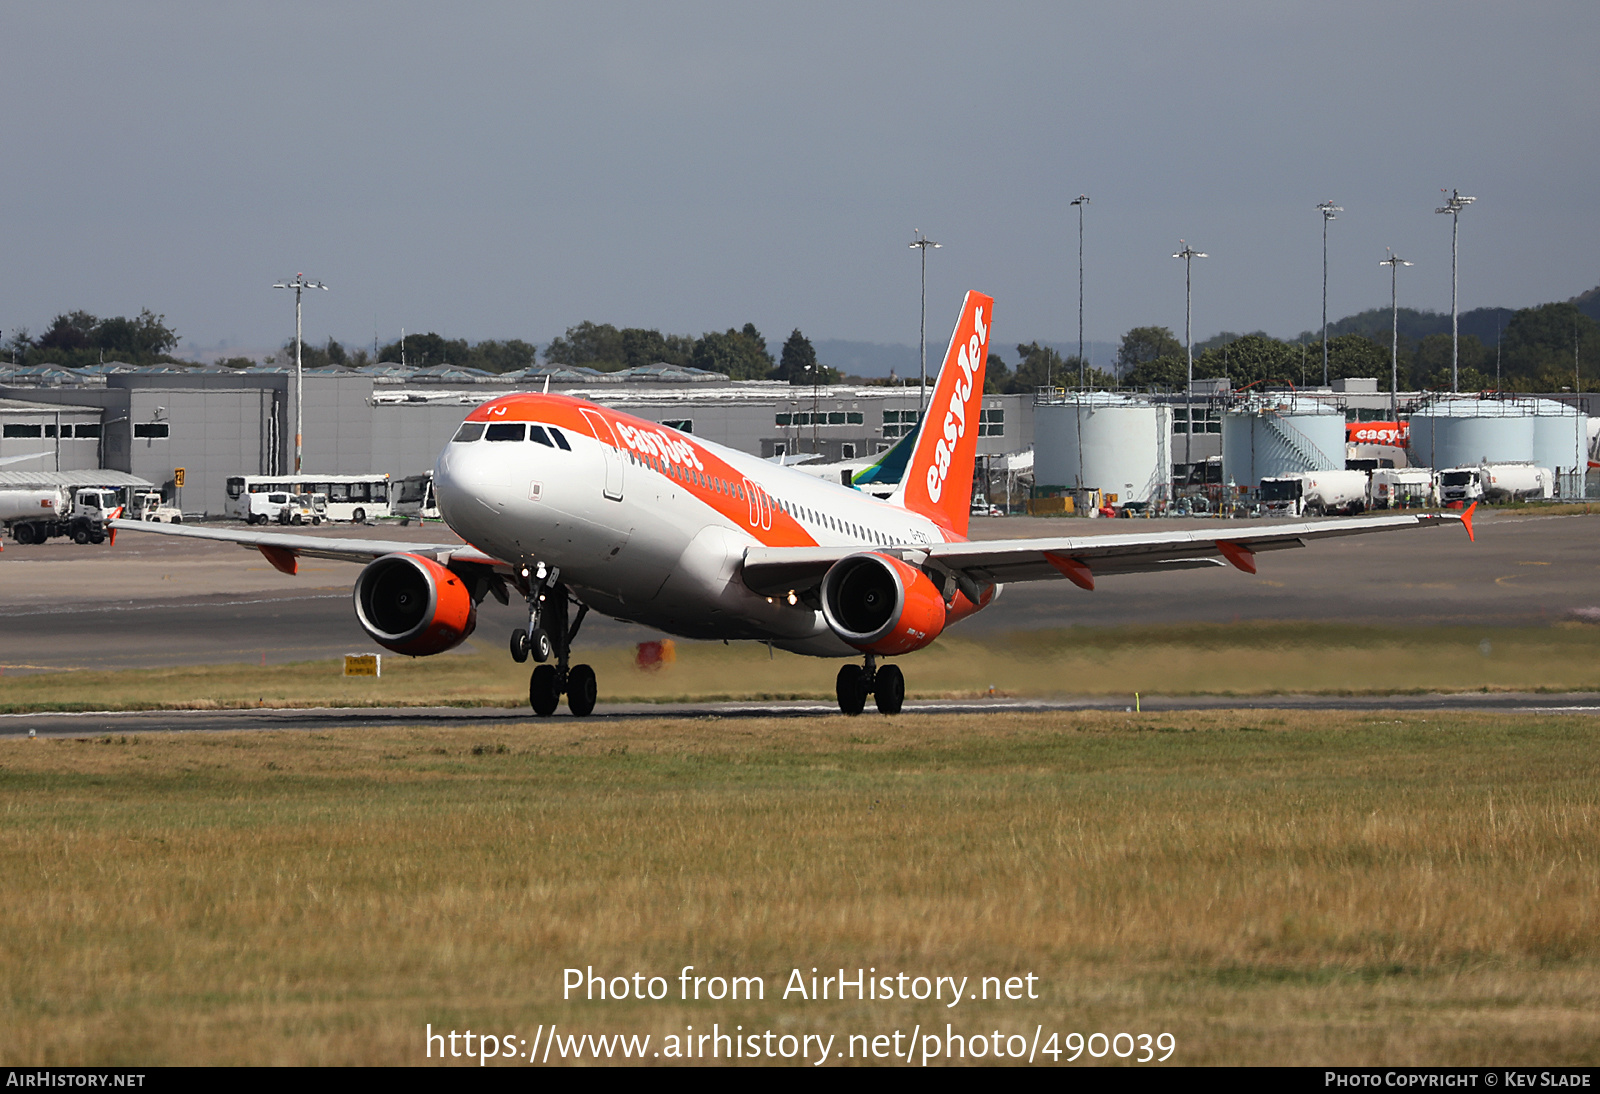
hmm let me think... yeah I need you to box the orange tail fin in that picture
[894,291,993,537]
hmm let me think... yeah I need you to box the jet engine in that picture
[819,551,947,655]
[352,552,478,656]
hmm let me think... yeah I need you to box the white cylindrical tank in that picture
[1221,397,1345,486]
[1530,399,1587,484]
[1034,394,1172,504]
[1409,397,1534,470]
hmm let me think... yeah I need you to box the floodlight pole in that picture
[1071,195,1089,387]
[910,230,941,418]
[1435,189,1475,392]
[1317,201,1342,385]
[1380,251,1412,426]
[272,273,328,474]
[1173,241,1208,475]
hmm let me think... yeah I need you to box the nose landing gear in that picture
[836,653,905,716]
[516,566,594,716]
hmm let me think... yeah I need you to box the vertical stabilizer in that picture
[891,291,993,537]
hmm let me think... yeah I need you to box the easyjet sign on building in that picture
[1347,421,1409,447]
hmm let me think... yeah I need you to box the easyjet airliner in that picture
[113,292,1473,716]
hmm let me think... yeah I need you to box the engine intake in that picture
[819,552,947,655]
[352,552,478,656]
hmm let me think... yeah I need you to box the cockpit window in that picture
[529,425,554,447]
[485,423,526,442]
[452,422,485,443]
[548,427,571,451]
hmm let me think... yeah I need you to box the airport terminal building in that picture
[0,365,1034,516]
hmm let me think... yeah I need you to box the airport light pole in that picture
[1317,201,1342,385]
[910,230,941,419]
[1380,250,1413,427]
[1173,241,1208,476]
[272,273,328,474]
[1434,189,1475,392]
[1071,195,1089,387]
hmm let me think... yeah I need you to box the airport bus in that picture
[225,473,392,523]
[393,471,442,523]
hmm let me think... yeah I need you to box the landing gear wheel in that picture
[874,664,905,715]
[529,665,560,716]
[528,627,552,663]
[836,664,868,716]
[510,628,529,663]
[567,664,597,717]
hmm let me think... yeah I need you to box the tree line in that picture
[1099,301,1598,393]
[5,310,181,367]
[6,294,1595,394]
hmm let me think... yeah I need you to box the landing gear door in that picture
[577,408,625,502]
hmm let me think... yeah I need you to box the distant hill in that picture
[1571,285,1600,325]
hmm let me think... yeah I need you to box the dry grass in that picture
[1,710,1597,1065]
[4,622,1600,714]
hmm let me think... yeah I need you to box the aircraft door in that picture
[742,477,772,531]
[577,409,625,501]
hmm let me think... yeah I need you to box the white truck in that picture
[130,490,183,523]
[1369,468,1436,510]
[1436,463,1553,504]
[1259,469,1370,517]
[2,486,122,545]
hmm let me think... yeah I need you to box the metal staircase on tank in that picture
[1262,406,1339,473]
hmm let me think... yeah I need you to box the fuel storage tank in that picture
[1408,397,1535,470]
[1530,398,1587,489]
[1034,394,1172,504]
[1221,396,1345,486]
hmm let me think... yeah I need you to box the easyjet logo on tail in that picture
[897,291,993,538]
[926,303,988,504]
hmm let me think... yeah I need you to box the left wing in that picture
[108,518,507,575]
[741,509,1472,597]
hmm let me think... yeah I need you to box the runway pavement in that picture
[6,689,1600,738]
[1,509,1596,673]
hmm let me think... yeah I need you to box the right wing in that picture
[741,509,1473,597]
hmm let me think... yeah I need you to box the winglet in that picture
[1461,501,1477,543]
[258,544,299,575]
[1216,541,1257,574]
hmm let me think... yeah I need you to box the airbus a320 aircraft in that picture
[113,292,1474,716]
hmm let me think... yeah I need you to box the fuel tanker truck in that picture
[1,485,121,544]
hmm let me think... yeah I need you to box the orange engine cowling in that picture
[819,552,947,655]
[352,552,478,656]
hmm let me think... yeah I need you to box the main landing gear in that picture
[836,653,904,716]
[510,565,594,717]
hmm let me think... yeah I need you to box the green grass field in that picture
[2,710,1597,1065]
[4,622,1600,714]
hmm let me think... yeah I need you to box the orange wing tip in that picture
[258,544,299,576]
[1216,540,1257,574]
[1044,552,1095,591]
[1461,501,1477,543]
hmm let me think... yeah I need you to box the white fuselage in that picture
[432,398,957,656]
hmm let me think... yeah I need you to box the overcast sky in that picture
[3,2,1596,361]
